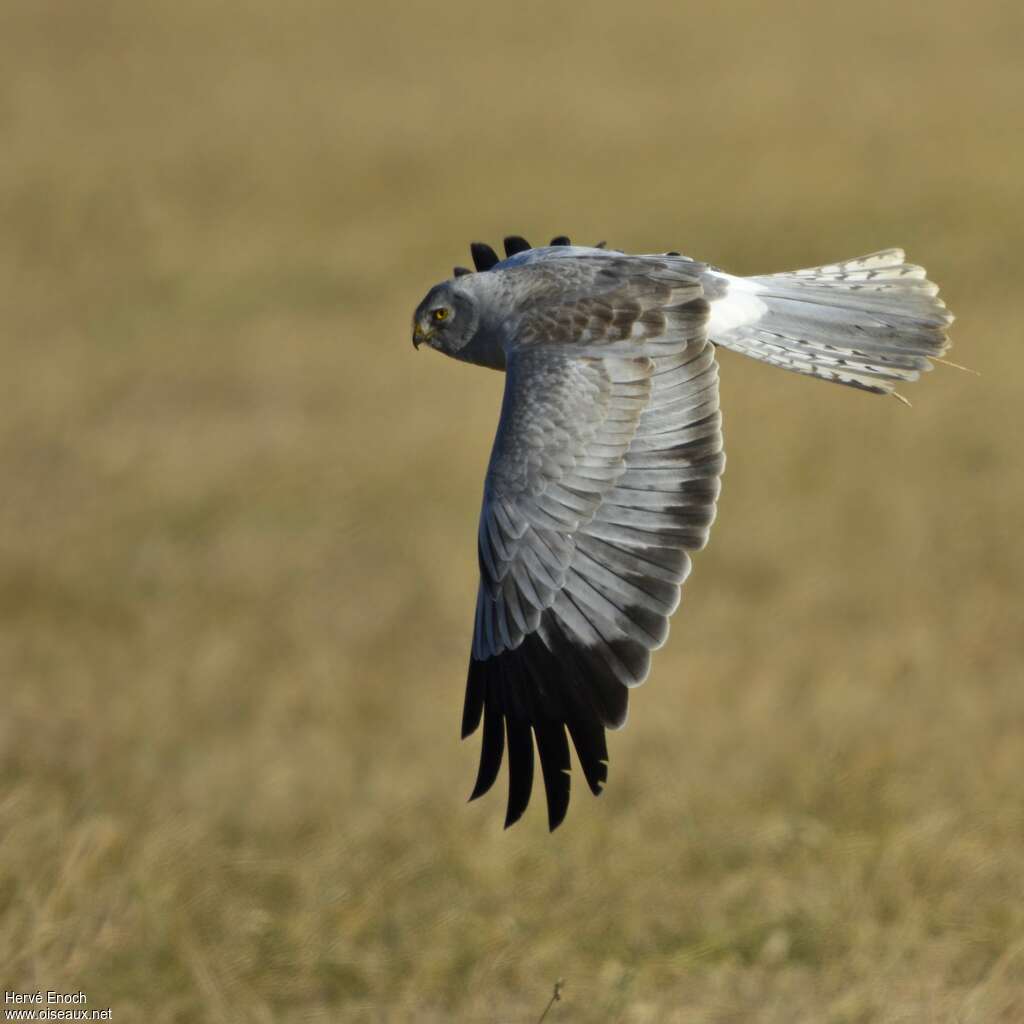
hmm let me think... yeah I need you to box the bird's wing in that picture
[463,266,724,829]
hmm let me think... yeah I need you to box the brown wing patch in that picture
[515,258,707,351]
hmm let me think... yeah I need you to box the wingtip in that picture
[468,767,496,802]
[543,782,570,831]
[468,760,501,803]
[587,761,610,798]
[470,242,499,272]
[503,235,531,257]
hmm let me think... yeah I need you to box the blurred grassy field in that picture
[2,1,1023,1021]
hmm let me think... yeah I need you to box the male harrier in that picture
[412,235,953,830]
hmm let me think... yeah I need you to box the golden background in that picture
[2,1,1022,1020]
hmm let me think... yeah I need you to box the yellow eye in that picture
[432,308,449,323]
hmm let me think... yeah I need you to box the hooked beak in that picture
[412,324,431,349]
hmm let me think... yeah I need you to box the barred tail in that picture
[704,249,954,396]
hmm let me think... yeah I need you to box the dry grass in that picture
[2,2,1023,1021]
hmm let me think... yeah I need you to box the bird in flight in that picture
[412,234,953,830]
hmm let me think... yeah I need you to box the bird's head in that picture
[412,281,479,356]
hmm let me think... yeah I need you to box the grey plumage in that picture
[411,236,954,830]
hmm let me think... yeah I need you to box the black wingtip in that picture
[504,720,535,827]
[469,700,504,800]
[503,235,531,257]
[535,721,571,831]
[550,235,571,246]
[470,242,499,272]
[461,618,619,829]
[453,266,472,277]
[462,662,485,739]
[594,240,607,249]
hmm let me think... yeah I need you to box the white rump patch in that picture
[706,273,768,337]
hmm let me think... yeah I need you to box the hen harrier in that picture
[412,235,953,830]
